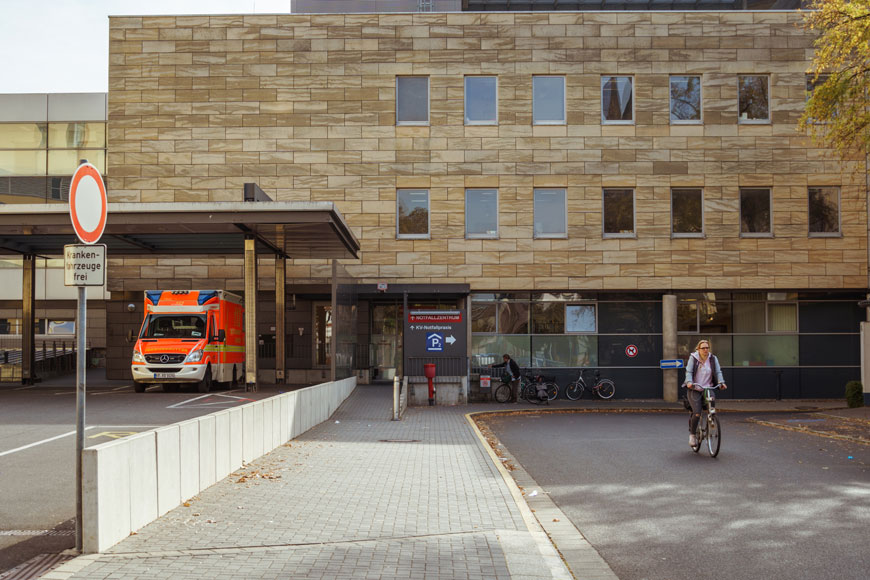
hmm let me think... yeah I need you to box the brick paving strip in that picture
[43,387,574,580]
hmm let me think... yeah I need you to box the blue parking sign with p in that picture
[426,332,443,352]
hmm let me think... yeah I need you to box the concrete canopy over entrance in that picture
[0,201,360,387]
[0,202,359,259]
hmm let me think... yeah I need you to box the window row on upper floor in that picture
[397,186,842,240]
[398,74,824,127]
[0,122,107,176]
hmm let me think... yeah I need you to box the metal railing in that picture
[406,356,468,377]
[0,337,86,383]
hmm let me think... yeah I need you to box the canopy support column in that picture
[244,235,258,392]
[22,254,36,385]
[275,256,286,385]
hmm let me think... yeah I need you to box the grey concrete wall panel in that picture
[48,93,107,121]
[0,93,48,121]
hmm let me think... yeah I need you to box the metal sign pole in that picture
[75,285,86,551]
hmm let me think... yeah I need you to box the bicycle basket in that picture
[501,372,512,384]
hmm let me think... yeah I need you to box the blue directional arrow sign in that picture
[660,359,685,369]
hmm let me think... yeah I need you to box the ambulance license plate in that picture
[154,373,176,378]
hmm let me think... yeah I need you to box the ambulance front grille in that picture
[145,354,186,364]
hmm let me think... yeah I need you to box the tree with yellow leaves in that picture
[799,0,870,160]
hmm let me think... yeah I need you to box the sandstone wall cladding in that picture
[107,11,867,291]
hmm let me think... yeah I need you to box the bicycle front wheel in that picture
[494,382,512,403]
[565,380,584,401]
[707,414,721,457]
[546,382,559,401]
[523,383,542,405]
[692,414,705,453]
[595,379,615,399]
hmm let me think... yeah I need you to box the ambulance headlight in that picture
[185,349,204,363]
[132,350,145,363]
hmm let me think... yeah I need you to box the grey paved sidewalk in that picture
[45,385,572,580]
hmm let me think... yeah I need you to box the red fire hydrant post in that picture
[423,363,436,406]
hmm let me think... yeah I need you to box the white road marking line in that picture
[166,393,212,409]
[13,385,37,390]
[0,427,96,457]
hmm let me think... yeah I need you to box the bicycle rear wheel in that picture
[494,382,512,403]
[546,382,559,401]
[565,380,584,401]
[595,378,615,399]
[707,414,721,457]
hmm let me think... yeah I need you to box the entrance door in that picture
[371,303,402,379]
[313,302,332,369]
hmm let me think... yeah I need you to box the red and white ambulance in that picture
[131,290,245,393]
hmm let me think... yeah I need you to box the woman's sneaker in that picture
[689,433,698,447]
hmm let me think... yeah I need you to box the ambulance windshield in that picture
[142,314,207,339]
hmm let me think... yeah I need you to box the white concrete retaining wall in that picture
[82,377,356,553]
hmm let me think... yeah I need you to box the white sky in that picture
[0,0,294,94]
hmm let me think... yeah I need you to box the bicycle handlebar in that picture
[686,383,725,391]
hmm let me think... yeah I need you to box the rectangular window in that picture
[464,76,497,125]
[0,151,47,176]
[396,189,429,239]
[396,76,429,125]
[671,188,703,237]
[678,303,698,332]
[0,123,47,148]
[465,189,498,239]
[739,188,772,237]
[532,335,596,367]
[48,122,106,149]
[602,188,635,238]
[669,76,702,124]
[471,303,497,333]
[498,302,529,334]
[806,73,831,97]
[768,303,798,332]
[532,302,564,334]
[601,76,633,124]
[566,304,596,333]
[808,186,841,237]
[738,75,770,123]
[533,188,567,238]
[532,76,566,125]
[48,150,106,175]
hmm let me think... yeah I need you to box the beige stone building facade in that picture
[100,10,866,397]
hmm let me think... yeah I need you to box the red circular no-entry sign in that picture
[69,162,107,245]
[625,344,638,357]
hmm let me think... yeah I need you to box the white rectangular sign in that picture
[64,244,106,286]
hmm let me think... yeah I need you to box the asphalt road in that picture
[486,411,869,580]
[0,371,287,575]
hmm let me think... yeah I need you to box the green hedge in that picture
[845,381,864,408]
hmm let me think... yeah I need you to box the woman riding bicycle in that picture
[683,339,727,448]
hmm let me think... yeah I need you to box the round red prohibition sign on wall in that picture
[625,344,638,358]
[69,162,107,244]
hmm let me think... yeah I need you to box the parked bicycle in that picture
[493,372,514,403]
[564,368,615,400]
[492,370,558,403]
[519,370,559,404]
[689,383,723,457]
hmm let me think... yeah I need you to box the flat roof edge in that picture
[0,201,342,214]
